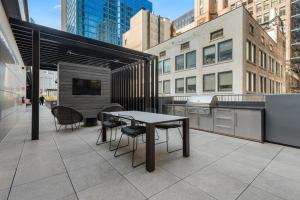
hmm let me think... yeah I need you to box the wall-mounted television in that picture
[72,78,101,95]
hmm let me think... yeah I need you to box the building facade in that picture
[61,0,152,45]
[146,7,286,96]
[289,0,300,92]
[174,9,195,30]
[122,9,172,51]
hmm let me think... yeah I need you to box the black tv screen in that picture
[72,78,101,95]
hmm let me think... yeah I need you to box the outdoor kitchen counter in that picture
[163,104,264,142]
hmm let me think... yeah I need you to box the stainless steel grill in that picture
[185,95,218,131]
[186,95,218,107]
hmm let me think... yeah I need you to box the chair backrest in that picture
[51,106,83,125]
[97,103,126,121]
[117,114,136,126]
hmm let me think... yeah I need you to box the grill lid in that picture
[187,95,218,107]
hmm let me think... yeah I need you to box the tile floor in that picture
[1,106,300,200]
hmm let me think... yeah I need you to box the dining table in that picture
[101,111,190,172]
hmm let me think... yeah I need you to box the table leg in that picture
[102,127,107,142]
[182,118,190,157]
[146,123,155,172]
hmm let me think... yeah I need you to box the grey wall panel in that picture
[58,62,111,118]
[266,94,300,147]
[0,2,26,142]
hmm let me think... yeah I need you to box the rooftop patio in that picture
[1,106,300,200]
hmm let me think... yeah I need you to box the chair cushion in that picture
[155,123,181,129]
[121,126,146,137]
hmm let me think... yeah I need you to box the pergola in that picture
[9,18,159,140]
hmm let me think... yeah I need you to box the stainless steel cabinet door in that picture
[235,109,262,141]
[187,107,199,129]
[213,108,235,135]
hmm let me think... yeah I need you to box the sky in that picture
[28,0,194,30]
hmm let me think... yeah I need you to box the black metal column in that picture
[154,57,159,113]
[31,30,40,140]
[144,59,150,111]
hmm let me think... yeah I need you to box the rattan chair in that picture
[51,106,83,132]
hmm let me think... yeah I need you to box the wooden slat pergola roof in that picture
[9,17,155,71]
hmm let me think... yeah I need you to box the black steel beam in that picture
[31,30,40,140]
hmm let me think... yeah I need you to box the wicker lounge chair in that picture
[51,106,83,132]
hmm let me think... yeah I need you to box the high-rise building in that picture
[289,0,300,92]
[61,0,152,45]
[122,9,172,52]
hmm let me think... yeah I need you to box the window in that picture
[248,0,253,4]
[270,80,275,93]
[257,15,262,24]
[210,29,223,40]
[260,76,267,93]
[186,51,196,69]
[159,51,166,57]
[175,54,184,71]
[259,50,267,69]
[279,7,285,16]
[276,62,280,76]
[186,76,196,93]
[218,71,233,92]
[218,39,233,62]
[271,58,275,73]
[223,0,228,8]
[246,40,256,64]
[158,61,163,75]
[249,24,254,34]
[163,59,171,74]
[256,3,262,12]
[163,80,170,94]
[246,71,256,92]
[264,13,269,22]
[203,45,216,65]
[158,81,162,94]
[276,82,281,93]
[261,36,265,45]
[175,78,184,93]
[203,74,215,92]
[181,42,190,50]
[263,0,269,10]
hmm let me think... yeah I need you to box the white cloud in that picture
[53,4,61,9]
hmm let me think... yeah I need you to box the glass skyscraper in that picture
[62,0,152,46]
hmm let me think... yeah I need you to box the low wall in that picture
[265,94,300,148]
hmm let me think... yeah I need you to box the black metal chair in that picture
[114,115,146,168]
[155,123,183,153]
[51,106,83,132]
[96,104,127,151]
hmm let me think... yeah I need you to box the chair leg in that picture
[166,128,183,153]
[96,128,104,145]
[109,128,119,151]
[54,117,58,132]
[132,137,145,168]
